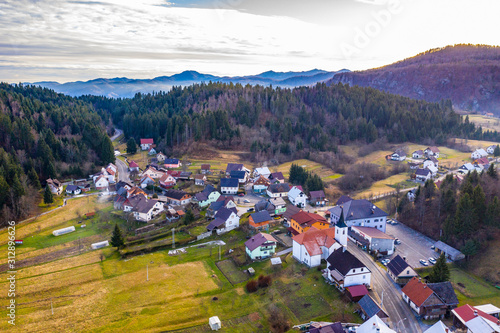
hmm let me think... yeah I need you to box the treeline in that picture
[0,83,114,226]
[398,167,500,258]
[288,164,324,194]
[82,82,499,158]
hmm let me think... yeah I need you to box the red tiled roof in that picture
[292,228,336,256]
[401,277,434,307]
[291,211,327,226]
[129,160,139,168]
[347,285,369,298]
[140,138,154,144]
[453,304,500,325]
[475,157,489,165]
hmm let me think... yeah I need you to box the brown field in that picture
[465,114,500,133]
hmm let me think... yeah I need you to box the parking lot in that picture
[385,221,440,268]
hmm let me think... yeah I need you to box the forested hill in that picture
[84,81,498,157]
[328,44,500,114]
[0,83,114,225]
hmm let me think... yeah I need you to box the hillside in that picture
[328,45,500,114]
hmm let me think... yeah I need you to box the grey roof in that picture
[310,190,326,200]
[164,189,189,200]
[268,183,290,193]
[434,240,465,260]
[283,204,301,220]
[255,200,275,214]
[327,248,368,276]
[133,198,159,214]
[229,170,246,179]
[226,163,243,173]
[416,168,431,176]
[207,217,225,231]
[428,282,459,306]
[195,185,216,202]
[215,207,235,221]
[116,181,133,191]
[220,178,239,188]
[269,172,284,180]
[336,195,353,205]
[244,233,277,252]
[126,194,147,208]
[209,200,224,212]
[386,255,411,276]
[358,295,388,319]
[66,185,79,192]
[179,171,192,178]
[330,199,387,221]
[309,322,344,333]
[164,158,179,164]
[270,197,286,207]
[250,210,272,223]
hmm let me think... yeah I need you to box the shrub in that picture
[246,279,259,293]
[258,274,272,288]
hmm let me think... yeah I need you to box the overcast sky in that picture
[1,0,499,83]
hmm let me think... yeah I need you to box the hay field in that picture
[354,173,411,199]
[275,159,341,182]
[466,115,500,133]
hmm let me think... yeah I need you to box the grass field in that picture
[274,159,342,183]
[354,173,411,199]
[465,115,500,133]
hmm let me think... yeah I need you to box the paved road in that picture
[116,157,131,183]
[349,242,424,333]
[110,128,123,141]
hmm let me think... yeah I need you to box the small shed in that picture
[91,240,109,250]
[434,241,465,261]
[209,316,221,331]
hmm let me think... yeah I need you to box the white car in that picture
[419,259,428,266]
[243,199,250,203]
[428,257,437,264]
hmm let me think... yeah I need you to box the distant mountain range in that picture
[31,69,349,98]
[328,44,500,114]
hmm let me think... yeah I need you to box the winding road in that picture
[111,129,132,183]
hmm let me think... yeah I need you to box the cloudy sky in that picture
[1,0,499,82]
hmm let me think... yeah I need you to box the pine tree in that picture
[110,224,124,248]
[454,193,475,240]
[99,135,115,164]
[428,253,450,282]
[183,209,195,225]
[461,239,479,260]
[43,185,54,204]
[494,144,500,157]
[487,163,497,179]
[486,196,500,226]
[28,167,41,189]
[126,137,137,154]
[472,185,486,226]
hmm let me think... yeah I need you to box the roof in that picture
[434,240,464,259]
[250,210,272,224]
[352,226,394,240]
[288,186,304,198]
[475,157,489,165]
[291,211,327,227]
[226,163,243,173]
[416,168,431,176]
[201,164,211,170]
[164,190,190,200]
[269,172,284,180]
[207,217,226,231]
[452,304,500,326]
[356,315,395,333]
[220,178,239,188]
[427,146,440,153]
[128,160,139,168]
[267,183,290,193]
[386,255,412,276]
[310,190,326,200]
[330,199,388,221]
[66,184,79,191]
[309,322,344,333]
[245,233,277,251]
[413,150,424,154]
[292,228,337,256]
[427,282,459,306]
[164,158,179,164]
[347,284,369,298]
[133,198,160,214]
[427,156,439,163]
[358,294,388,319]
[254,167,271,175]
[424,321,450,333]
[215,207,235,221]
[401,277,434,307]
[283,204,302,219]
[327,248,368,276]
[474,304,500,315]
[465,316,500,333]
[159,173,175,182]
[140,138,154,144]
[336,208,347,228]
[270,197,286,207]
[335,195,353,205]
[230,170,246,179]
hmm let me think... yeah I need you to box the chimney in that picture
[474,310,478,316]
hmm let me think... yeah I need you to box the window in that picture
[406,270,409,274]
[353,269,355,273]
[375,219,379,222]
[363,275,366,279]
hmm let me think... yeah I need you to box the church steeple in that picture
[335,207,348,248]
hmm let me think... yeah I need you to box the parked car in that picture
[394,238,401,245]
[430,245,435,250]
[247,208,254,212]
[238,193,245,196]
[243,199,250,203]
[391,220,399,225]
[428,257,437,264]
[419,259,428,266]
[380,259,390,266]
[273,216,281,220]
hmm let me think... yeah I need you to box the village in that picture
[37,137,500,333]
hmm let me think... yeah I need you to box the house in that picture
[459,162,481,174]
[269,197,287,215]
[200,164,211,174]
[309,190,327,206]
[226,163,244,176]
[289,211,329,235]
[94,175,109,190]
[164,190,192,205]
[132,198,164,222]
[355,315,395,333]
[408,162,420,170]
[401,277,450,319]
[65,184,81,195]
[156,152,166,163]
[220,178,239,194]
[329,199,388,232]
[255,199,276,216]
[128,160,140,172]
[425,146,440,158]
[148,147,157,155]
[326,247,371,290]
[464,316,500,333]
[471,148,488,160]
[391,149,406,161]
[427,281,459,316]
[126,186,147,199]
[194,174,207,186]
[178,171,192,180]
[424,156,439,169]
[288,186,307,208]
[194,185,220,207]
[123,194,146,212]
[159,173,176,189]
[424,321,451,333]
[206,207,239,232]
[269,172,285,183]
[266,183,290,198]
[335,195,353,205]
[433,240,465,261]
[412,150,424,159]
[207,196,236,218]
[245,233,278,260]
[140,138,154,150]
[253,175,271,193]
[142,166,164,179]
[415,168,432,182]
[249,210,273,229]
[474,304,500,319]
[349,226,395,255]
[308,322,344,333]
[452,304,500,331]
[46,178,63,195]
[282,204,301,227]
[105,163,117,180]
[164,158,181,169]
[253,166,271,178]
[487,145,497,155]
[407,188,417,202]
[474,157,490,168]
[426,164,439,176]
[386,255,418,285]
[139,174,155,188]
[229,170,247,183]
[357,294,389,321]
[292,228,341,268]
[346,284,369,302]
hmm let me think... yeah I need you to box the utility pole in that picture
[172,228,175,249]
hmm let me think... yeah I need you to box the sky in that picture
[1,0,499,83]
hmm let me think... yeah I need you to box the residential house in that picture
[413,150,424,159]
[126,186,147,199]
[452,304,500,331]
[249,210,273,229]
[139,174,155,188]
[105,163,117,181]
[159,173,176,189]
[349,226,395,255]
[245,233,278,260]
[269,197,286,215]
[391,149,406,161]
[289,211,329,235]
[326,247,371,290]
[433,240,465,261]
[471,148,488,160]
[427,281,459,317]
[164,190,192,205]
[194,185,220,207]
[164,158,181,169]
[288,186,307,208]
[308,322,344,333]
[229,170,247,183]
[194,174,207,186]
[424,321,451,333]
[459,162,481,174]
[46,178,63,195]
[148,147,157,155]
[309,190,327,206]
[336,195,353,205]
[94,175,109,190]
[464,316,500,333]
[65,184,81,195]
[140,138,154,151]
[266,183,290,198]
[226,163,245,176]
[132,198,164,222]
[292,228,341,268]
[282,204,302,226]
[207,195,236,218]
[156,152,167,163]
[123,194,146,212]
[408,162,420,170]
[178,171,192,180]
[206,207,239,232]
[142,166,164,179]
[424,156,439,169]
[269,172,285,183]
[425,146,440,158]
[253,166,271,178]
[386,255,418,285]
[355,316,395,333]
[426,164,439,176]
[407,189,417,202]
[415,168,432,182]
[487,145,497,155]
[474,304,500,319]
[255,199,276,216]
[200,164,211,174]
[329,199,388,232]
[220,178,239,194]
[358,294,389,321]
[128,160,140,172]
[402,277,449,319]
[253,175,271,193]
